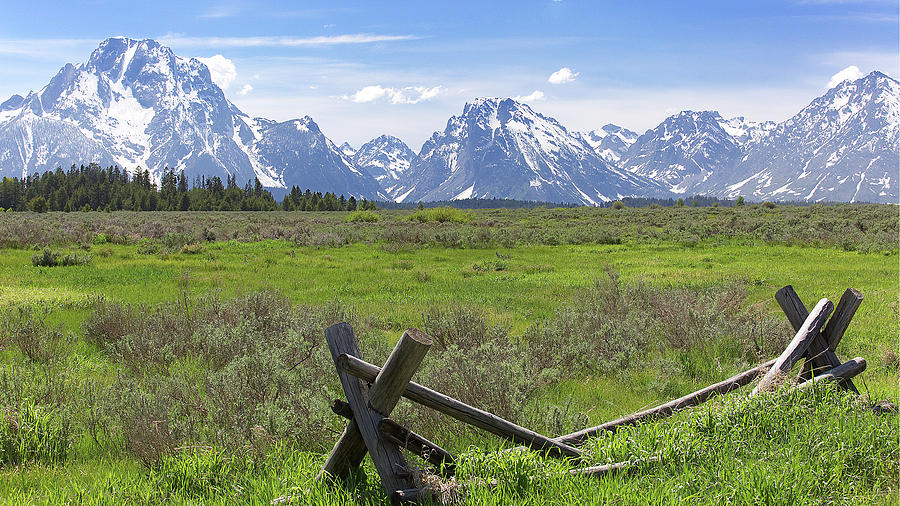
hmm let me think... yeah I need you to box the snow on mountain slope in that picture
[390,98,669,204]
[717,117,776,146]
[0,37,385,198]
[338,142,356,158]
[579,124,638,163]
[352,135,418,193]
[709,71,899,203]
[620,110,744,194]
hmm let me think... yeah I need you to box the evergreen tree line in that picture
[0,164,377,212]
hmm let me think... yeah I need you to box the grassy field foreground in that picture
[0,206,897,504]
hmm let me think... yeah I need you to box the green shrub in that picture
[31,247,92,267]
[31,248,59,267]
[59,252,92,266]
[180,243,203,254]
[344,210,380,223]
[136,238,162,255]
[612,200,626,210]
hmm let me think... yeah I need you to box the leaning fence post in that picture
[319,324,432,495]
[752,298,833,396]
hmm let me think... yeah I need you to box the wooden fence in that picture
[316,286,868,504]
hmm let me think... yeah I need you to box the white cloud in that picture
[827,65,865,88]
[548,67,578,84]
[161,34,420,48]
[513,90,545,102]
[348,85,445,104]
[238,84,253,96]
[198,54,237,90]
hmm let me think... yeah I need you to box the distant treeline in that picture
[0,164,377,212]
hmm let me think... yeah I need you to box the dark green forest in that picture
[0,164,377,212]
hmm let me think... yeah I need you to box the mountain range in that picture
[0,37,896,204]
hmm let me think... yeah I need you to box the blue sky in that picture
[1,0,897,148]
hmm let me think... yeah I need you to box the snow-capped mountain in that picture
[390,98,668,204]
[709,71,899,203]
[579,124,638,163]
[0,37,386,199]
[338,142,357,158]
[717,117,776,146]
[352,135,418,193]
[620,110,746,194]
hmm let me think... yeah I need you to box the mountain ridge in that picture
[0,37,897,204]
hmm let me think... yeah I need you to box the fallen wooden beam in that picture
[337,353,582,459]
[799,357,867,389]
[330,400,457,476]
[752,298,833,396]
[556,358,776,446]
[775,286,858,392]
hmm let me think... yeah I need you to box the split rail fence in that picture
[316,285,868,504]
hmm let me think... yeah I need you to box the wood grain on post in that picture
[319,325,431,495]
[318,323,368,481]
[752,297,833,396]
[337,353,582,459]
[776,286,858,392]
[823,289,863,351]
[330,399,456,476]
[798,357,867,388]
[557,358,776,446]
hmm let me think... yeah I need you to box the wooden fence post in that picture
[319,324,431,495]
[775,286,859,392]
[752,298,832,396]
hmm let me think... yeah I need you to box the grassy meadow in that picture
[0,204,897,504]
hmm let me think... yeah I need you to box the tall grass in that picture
[0,402,71,467]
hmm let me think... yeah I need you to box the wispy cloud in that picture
[198,5,242,18]
[345,85,446,104]
[0,38,98,58]
[159,34,421,48]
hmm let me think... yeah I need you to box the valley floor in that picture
[0,207,896,504]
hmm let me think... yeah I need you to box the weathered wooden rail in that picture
[316,285,869,503]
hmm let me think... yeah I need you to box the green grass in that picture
[0,207,896,504]
[0,385,894,504]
